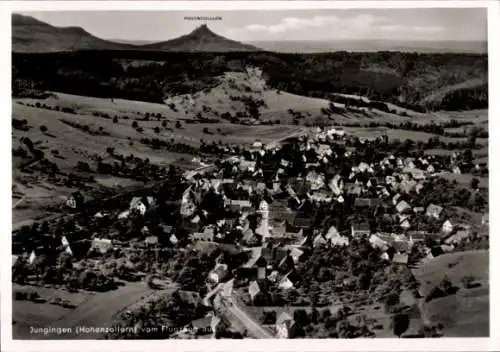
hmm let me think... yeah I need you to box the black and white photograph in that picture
[3,1,498,350]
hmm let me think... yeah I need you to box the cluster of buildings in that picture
[12,125,488,339]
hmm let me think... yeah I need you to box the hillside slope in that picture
[12,14,133,53]
[12,50,487,112]
[140,24,260,52]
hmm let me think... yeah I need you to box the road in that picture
[222,296,274,339]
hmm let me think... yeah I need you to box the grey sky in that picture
[19,8,487,42]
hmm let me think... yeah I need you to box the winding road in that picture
[220,296,274,339]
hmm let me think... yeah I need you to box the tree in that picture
[161,121,168,128]
[132,121,139,128]
[470,178,480,190]
[175,121,182,129]
[113,116,118,123]
[40,125,48,133]
[154,127,161,134]
[392,313,409,337]
[385,292,400,313]
[294,309,310,327]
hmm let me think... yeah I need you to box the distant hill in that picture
[249,40,487,54]
[140,24,260,52]
[12,14,134,53]
[12,15,260,53]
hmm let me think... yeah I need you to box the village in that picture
[12,125,489,339]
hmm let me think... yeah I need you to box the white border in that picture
[1,1,499,352]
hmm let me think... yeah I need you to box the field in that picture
[410,250,489,337]
[13,280,177,339]
[421,285,489,337]
[12,90,305,226]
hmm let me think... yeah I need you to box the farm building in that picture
[351,222,371,238]
[276,312,302,339]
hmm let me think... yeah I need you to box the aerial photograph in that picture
[10,7,489,340]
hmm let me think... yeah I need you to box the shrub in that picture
[175,121,182,129]
[161,121,167,128]
[76,161,92,172]
[40,125,48,133]
[154,127,160,134]
[392,313,409,337]
[112,116,118,123]
[14,291,28,301]
[132,121,139,128]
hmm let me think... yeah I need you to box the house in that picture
[242,228,260,246]
[210,315,227,337]
[400,180,417,194]
[325,226,349,246]
[161,224,173,235]
[268,270,280,283]
[400,218,411,231]
[415,183,425,194]
[278,255,295,273]
[305,171,325,190]
[61,236,73,255]
[369,234,389,252]
[144,235,159,246]
[351,222,371,238]
[249,280,266,303]
[328,175,344,196]
[441,220,454,236]
[293,216,314,230]
[66,191,84,210]
[413,207,425,214]
[392,253,409,265]
[313,234,327,248]
[90,238,113,254]
[426,204,444,219]
[240,160,257,172]
[278,271,299,290]
[28,250,37,265]
[482,213,489,226]
[242,248,268,279]
[427,165,435,173]
[392,193,402,206]
[208,263,229,284]
[169,234,179,245]
[117,210,130,219]
[190,316,213,335]
[355,198,380,209]
[444,229,469,245]
[408,231,426,242]
[345,183,362,196]
[289,247,304,264]
[192,227,215,242]
[392,235,413,253]
[227,199,253,212]
[130,196,148,215]
[221,279,234,298]
[276,312,301,339]
[178,290,202,308]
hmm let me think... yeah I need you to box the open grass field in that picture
[411,250,489,298]
[12,91,306,225]
[440,173,489,189]
[13,280,177,339]
[421,284,489,337]
[410,250,489,337]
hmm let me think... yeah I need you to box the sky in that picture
[19,8,487,42]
